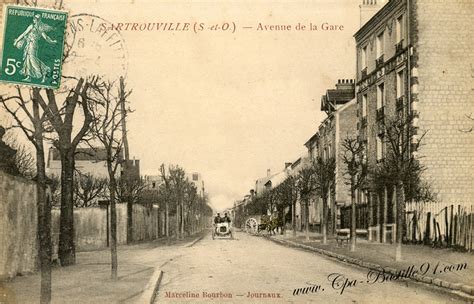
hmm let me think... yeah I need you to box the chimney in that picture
[359,0,386,28]
[335,79,355,91]
[267,169,271,177]
[285,162,292,169]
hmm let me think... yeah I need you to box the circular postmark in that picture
[61,13,128,90]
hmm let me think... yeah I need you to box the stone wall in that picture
[412,0,474,206]
[131,204,161,242]
[0,171,38,279]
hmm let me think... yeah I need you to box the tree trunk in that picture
[395,181,405,261]
[305,199,310,241]
[292,200,296,237]
[108,177,118,279]
[58,148,75,266]
[35,129,51,304]
[180,202,185,239]
[165,202,169,244]
[350,185,356,252]
[322,196,328,244]
[127,201,133,244]
[176,203,180,240]
[331,191,336,236]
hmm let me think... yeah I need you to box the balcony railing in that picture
[361,67,367,78]
[395,39,404,54]
[396,96,404,111]
[376,119,385,135]
[376,55,384,68]
[376,106,385,121]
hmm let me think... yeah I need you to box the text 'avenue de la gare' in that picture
[102,22,344,32]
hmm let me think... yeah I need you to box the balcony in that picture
[376,106,385,121]
[395,40,404,54]
[396,96,404,111]
[376,55,384,68]
[361,67,367,78]
[376,119,385,135]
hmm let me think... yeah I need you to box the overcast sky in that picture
[2,0,362,211]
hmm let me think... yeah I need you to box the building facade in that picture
[354,0,473,241]
[304,79,356,232]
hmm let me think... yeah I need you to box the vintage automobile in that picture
[212,222,233,240]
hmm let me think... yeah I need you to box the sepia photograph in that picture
[0,0,472,303]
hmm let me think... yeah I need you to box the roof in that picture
[304,131,319,148]
[354,0,402,42]
[264,170,288,189]
[321,89,355,112]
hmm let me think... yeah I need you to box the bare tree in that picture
[33,78,95,266]
[372,113,429,261]
[311,157,336,244]
[88,77,131,279]
[73,172,108,207]
[274,175,298,236]
[159,164,172,242]
[296,165,319,241]
[4,133,36,178]
[0,87,52,303]
[341,136,368,252]
[169,165,187,240]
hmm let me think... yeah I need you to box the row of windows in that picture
[360,69,405,117]
[360,14,405,70]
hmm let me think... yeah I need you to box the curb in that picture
[137,267,163,304]
[259,234,474,301]
[184,233,206,248]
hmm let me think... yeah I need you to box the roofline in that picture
[304,131,319,148]
[354,0,403,42]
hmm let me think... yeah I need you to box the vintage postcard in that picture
[0,0,472,303]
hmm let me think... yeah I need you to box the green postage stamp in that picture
[0,5,68,89]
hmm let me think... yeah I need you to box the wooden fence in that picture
[405,202,473,251]
[340,204,369,229]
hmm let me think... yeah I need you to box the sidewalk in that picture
[266,230,474,297]
[0,232,205,304]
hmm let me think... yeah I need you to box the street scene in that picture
[0,0,473,303]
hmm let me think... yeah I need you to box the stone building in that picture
[304,79,356,231]
[354,0,473,241]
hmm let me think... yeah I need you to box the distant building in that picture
[304,79,356,231]
[46,147,122,178]
[143,175,162,190]
[189,172,205,197]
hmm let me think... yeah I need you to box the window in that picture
[396,70,404,98]
[396,15,404,43]
[377,83,385,109]
[361,45,367,69]
[152,182,156,189]
[376,31,384,59]
[362,94,367,117]
[192,173,199,181]
[376,135,385,161]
